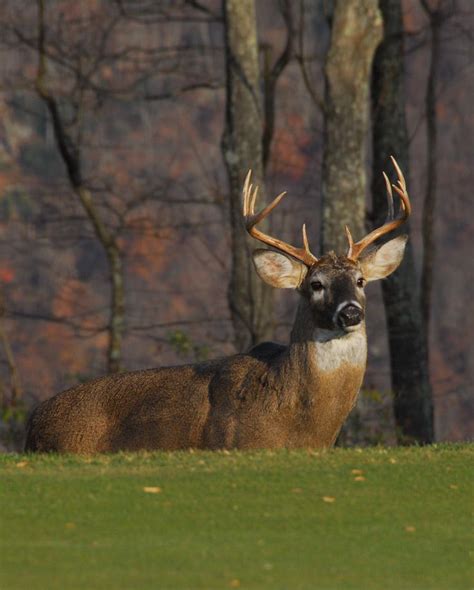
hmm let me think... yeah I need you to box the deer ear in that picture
[360,235,408,282]
[252,249,307,289]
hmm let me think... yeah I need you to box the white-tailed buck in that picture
[26,157,411,453]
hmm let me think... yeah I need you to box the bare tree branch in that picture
[295,0,325,114]
[262,0,294,168]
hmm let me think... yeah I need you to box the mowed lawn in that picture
[0,445,472,590]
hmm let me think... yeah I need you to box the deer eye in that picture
[311,280,324,292]
[357,277,366,288]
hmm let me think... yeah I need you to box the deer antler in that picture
[243,171,318,267]
[346,156,412,261]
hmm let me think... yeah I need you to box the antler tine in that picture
[390,155,411,216]
[250,189,286,227]
[242,170,252,216]
[248,184,258,216]
[382,171,395,222]
[346,156,412,261]
[345,225,355,252]
[302,224,310,254]
[242,171,318,267]
[391,155,406,190]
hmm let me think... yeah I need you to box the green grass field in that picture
[1,445,472,590]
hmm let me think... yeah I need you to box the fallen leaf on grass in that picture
[354,476,366,481]
[404,526,416,533]
[16,461,28,468]
[351,469,363,475]
[229,579,240,588]
[322,496,336,503]
[389,458,397,464]
[449,484,459,490]
[143,486,162,494]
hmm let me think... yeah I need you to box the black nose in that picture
[337,304,363,328]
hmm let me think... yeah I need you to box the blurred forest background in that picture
[0,0,472,450]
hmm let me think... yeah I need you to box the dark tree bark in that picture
[371,0,434,443]
[321,0,383,255]
[420,0,442,342]
[222,0,273,351]
[36,0,125,374]
[261,0,293,170]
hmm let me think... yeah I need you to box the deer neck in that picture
[274,299,367,446]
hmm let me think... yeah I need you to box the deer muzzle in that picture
[336,303,364,330]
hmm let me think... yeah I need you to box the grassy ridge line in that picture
[1,445,473,590]
[1,441,471,468]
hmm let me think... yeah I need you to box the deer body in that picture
[26,158,409,454]
[26,309,366,453]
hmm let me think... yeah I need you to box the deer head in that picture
[243,157,410,334]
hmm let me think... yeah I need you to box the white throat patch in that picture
[313,328,367,373]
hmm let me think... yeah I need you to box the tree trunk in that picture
[222,0,273,351]
[321,0,382,255]
[106,241,125,374]
[261,0,293,170]
[371,0,433,443]
[36,0,125,373]
[420,3,441,344]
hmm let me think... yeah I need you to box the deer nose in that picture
[336,304,364,329]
